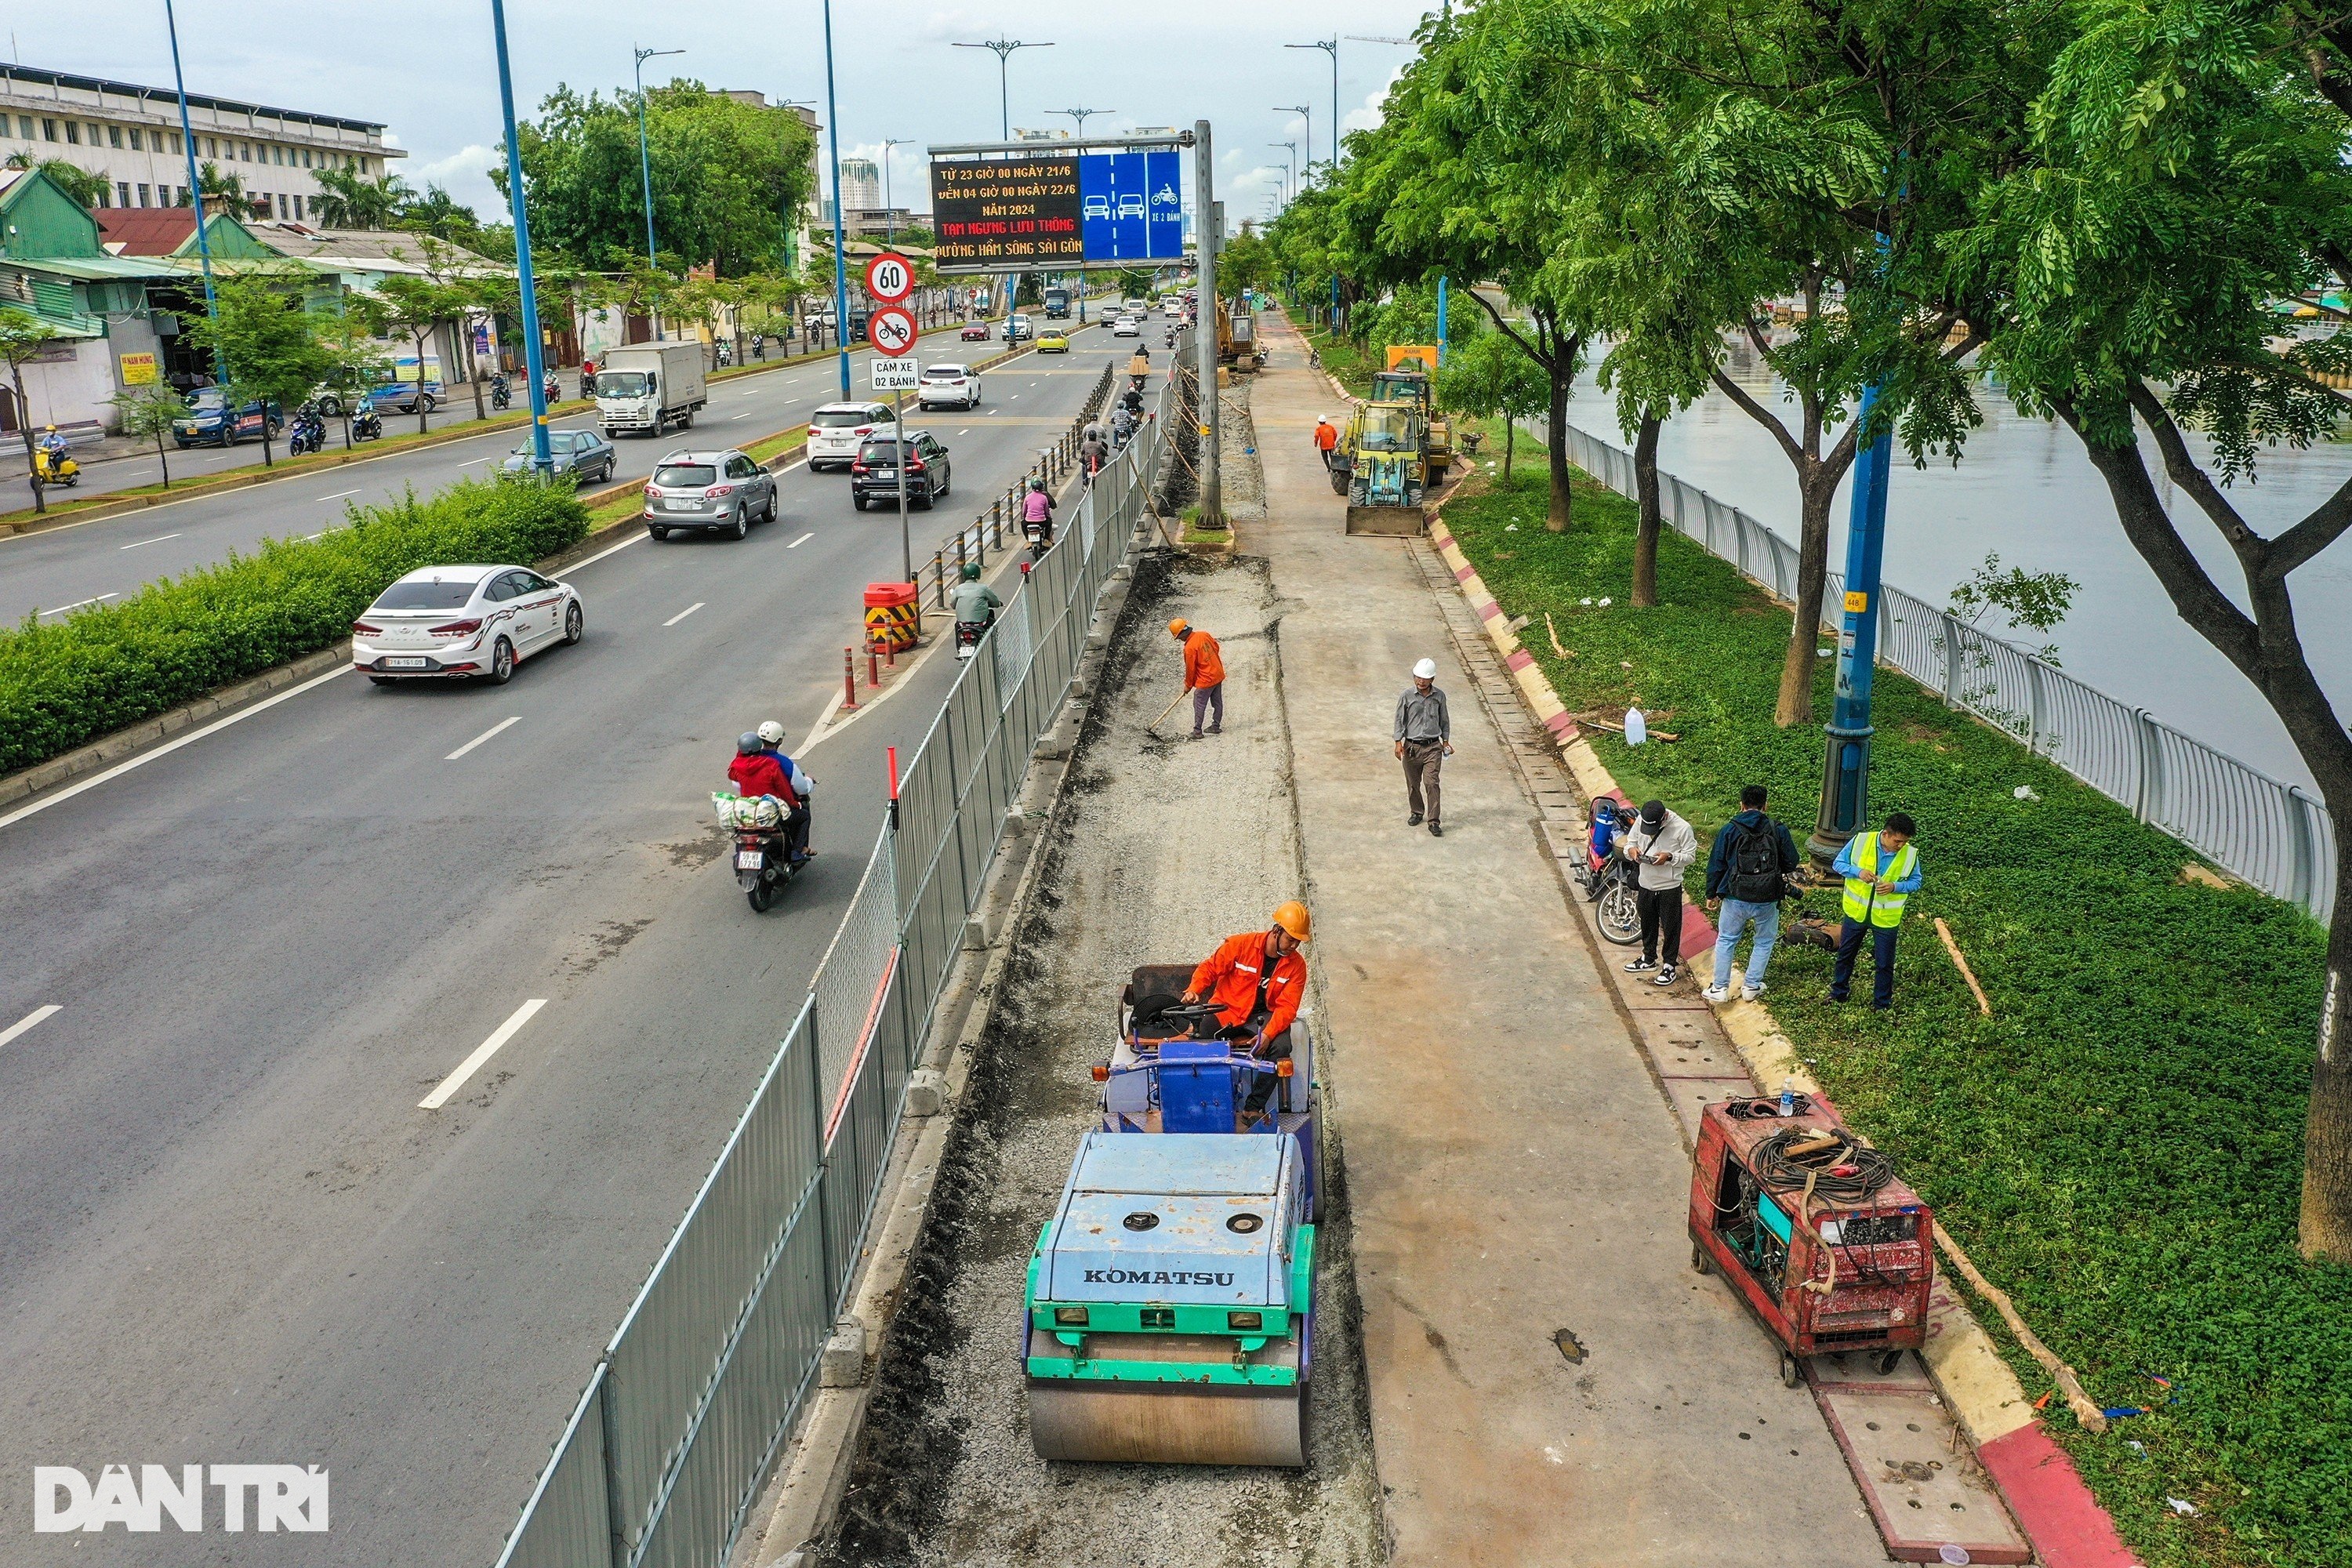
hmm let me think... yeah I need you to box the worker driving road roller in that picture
[1176,901,1309,1115]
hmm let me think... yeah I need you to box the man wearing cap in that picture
[1181,901,1311,1115]
[1170,618,1225,739]
[1620,799,1698,985]
[1314,415,1339,470]
[1394,657,1453,837]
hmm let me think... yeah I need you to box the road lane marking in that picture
[314,488,361,502]
[663,601,705,626]
[456,456,495,467]
[0,1005,62,1051]
[0,665,350,833]
[119,532,181,550]
[787,532,814,548]
[445,715,521,760]
[419,998,546,1110]
[38,593,118,617]
[731,412,752,419]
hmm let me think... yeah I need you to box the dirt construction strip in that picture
[811,547,1385,1568]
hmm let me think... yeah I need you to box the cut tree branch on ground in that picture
[1935,917,1993,1017]
[1934,1229,2108,1434]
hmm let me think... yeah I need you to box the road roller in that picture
[1098,963,1322,1221]
[1024,1130,1315,1467]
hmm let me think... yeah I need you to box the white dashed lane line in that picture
[663,602,705,626]
[418,998,546,1111]
[118,532,180,550]
[0,1005,62,1051]
[38,593,118,617]
[787,532,814,548]
[313,488,361,503]
[445,716,521,761]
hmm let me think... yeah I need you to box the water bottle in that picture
[1779,1077,1796,1118]
[1624,706,1648,746]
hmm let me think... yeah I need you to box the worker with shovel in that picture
[1169,618,1225,739]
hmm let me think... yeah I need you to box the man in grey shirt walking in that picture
[1394,657,1454,837]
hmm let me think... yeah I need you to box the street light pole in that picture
[1051,107,1113,325]
[1269,142,1296,209]
[879,137,914,247]
[954,39,1051,336]
[1286,41,1338,169]
[1275,105,1312,178]
[162,0,224,390]
[822,0,854,396]
[1809,387,1893,864]
[492,0,554,475]
[633,45,683,339]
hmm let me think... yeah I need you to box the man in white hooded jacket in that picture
[1619,798,1697,985]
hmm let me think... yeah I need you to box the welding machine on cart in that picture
[1688,1094,1934,1388]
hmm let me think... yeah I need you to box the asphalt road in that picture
[1,318,1167,626]
[0,325,1137,1564]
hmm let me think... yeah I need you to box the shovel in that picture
[1145,689,1189,739]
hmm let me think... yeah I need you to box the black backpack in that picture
[1726,818,1785,902]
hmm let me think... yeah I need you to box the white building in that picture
[0,64,403,224]
[836,157,881,214]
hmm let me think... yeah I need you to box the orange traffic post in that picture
[842,648,858,710]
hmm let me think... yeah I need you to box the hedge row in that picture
[1441,462,2346,1568]
[0,477,590,776]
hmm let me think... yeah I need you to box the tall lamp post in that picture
[1283,43,1338,325]
[162,0,224,390]
[1051,107,1113,323]
[1274,104,1312,179]
[633,45,684,340]
[493,0,554,474]
[822,0,854,395]
[1809,390,1893,864]
[879,136,914,247]
[1269,142,1296,209]
[953,38,1051,333]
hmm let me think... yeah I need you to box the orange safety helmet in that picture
[1271,900,1312,942]
[1168,618,1189,637]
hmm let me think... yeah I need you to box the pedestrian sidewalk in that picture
[1244,332,1891,1565]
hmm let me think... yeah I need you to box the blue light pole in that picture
[822,0,854,396]
[634,46,684,339]
[162,0,224,385]
[1809,382,1892,862]
[1436,274,1447,365]
[491,0,553,475]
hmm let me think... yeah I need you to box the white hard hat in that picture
[757,720,786,746]
[1413,658,1438,679]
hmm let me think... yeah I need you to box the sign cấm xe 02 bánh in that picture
[931,154,1083,271]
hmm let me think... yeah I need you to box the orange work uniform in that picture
[1313,421,1338,452]
[1188,931,1305,1044]
[1182,630,1225,691]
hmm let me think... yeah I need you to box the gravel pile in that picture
[819,539,1382,1568]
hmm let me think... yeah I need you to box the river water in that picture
[1559,343,2352,788]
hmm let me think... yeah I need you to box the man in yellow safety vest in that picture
[1830,812,1922,1010]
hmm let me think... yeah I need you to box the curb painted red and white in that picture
[1421,506,2139,1568]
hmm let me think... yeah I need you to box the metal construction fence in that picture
[1557,423,2336,920]
[493,347,1180,1568]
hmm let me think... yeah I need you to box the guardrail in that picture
[1555,422,2336,920]
[492,338,1183,1568]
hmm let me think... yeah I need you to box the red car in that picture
[960,322,991,341]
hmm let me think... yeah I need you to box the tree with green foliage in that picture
[310,165,411,230]
[1958,0,2352,1261]
[1438,329,1548,484]
[314,310,394,449]
[0,309,62,514]
[194,160,243,205]
[176,275,341,467]
[501,81,816,276]
[110,384,186,489]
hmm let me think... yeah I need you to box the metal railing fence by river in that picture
[1556,422,2335,921]
[491,343,1182,1568]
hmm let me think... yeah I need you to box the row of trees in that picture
[1258,0,2352,1260]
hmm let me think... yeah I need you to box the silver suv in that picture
[643,448,779,541]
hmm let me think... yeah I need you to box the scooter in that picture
[350,399,383,442]
[489,376,511,411]
[544,372,562,406]
[32,445,79,487]
[286,411,326,456]
[1023,519,1054,564]
[1571,797,1642,945]
[733,800,813,912]
[955,616,991,660]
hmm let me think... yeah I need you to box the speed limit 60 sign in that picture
[867,306,919,358]
[865,253,913,303]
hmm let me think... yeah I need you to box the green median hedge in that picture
[0,477,590,776]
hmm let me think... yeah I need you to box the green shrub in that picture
[1444,464,2352,1568]
[0,477,588,775]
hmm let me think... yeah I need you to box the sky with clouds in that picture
[26,1,1428,233]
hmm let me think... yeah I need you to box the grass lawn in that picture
[1442,462,2351,1568]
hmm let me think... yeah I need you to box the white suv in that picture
[916,365,981,410]
[806,401,894,471]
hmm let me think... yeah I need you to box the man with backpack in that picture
[1702,784,1802,1004]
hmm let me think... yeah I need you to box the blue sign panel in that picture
[1078,150,1185,263]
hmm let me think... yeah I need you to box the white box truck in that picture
[596,341,708,437]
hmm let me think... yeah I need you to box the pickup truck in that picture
[594,341,709,437]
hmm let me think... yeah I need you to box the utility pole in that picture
[1194,119,1220,527]
[953,39,1052,347]
[633,45,684,339]
[1809,386,1892,864]
[880,136,913,246]
[822,0,853,395]
[162,0,223,389]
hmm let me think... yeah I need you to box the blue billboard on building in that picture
[1078,150,1184,263]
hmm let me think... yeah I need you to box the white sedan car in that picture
[1112,318,1141,338]
[352,564,582,685]
[916,364,982,410]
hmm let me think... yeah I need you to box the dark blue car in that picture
[172,388,282,448]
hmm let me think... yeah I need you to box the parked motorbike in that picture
[1570,797,1642,945]
[32,445,79,488]
[286,412,326,456]
[489,376,511,411]
[350,400,383,442]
